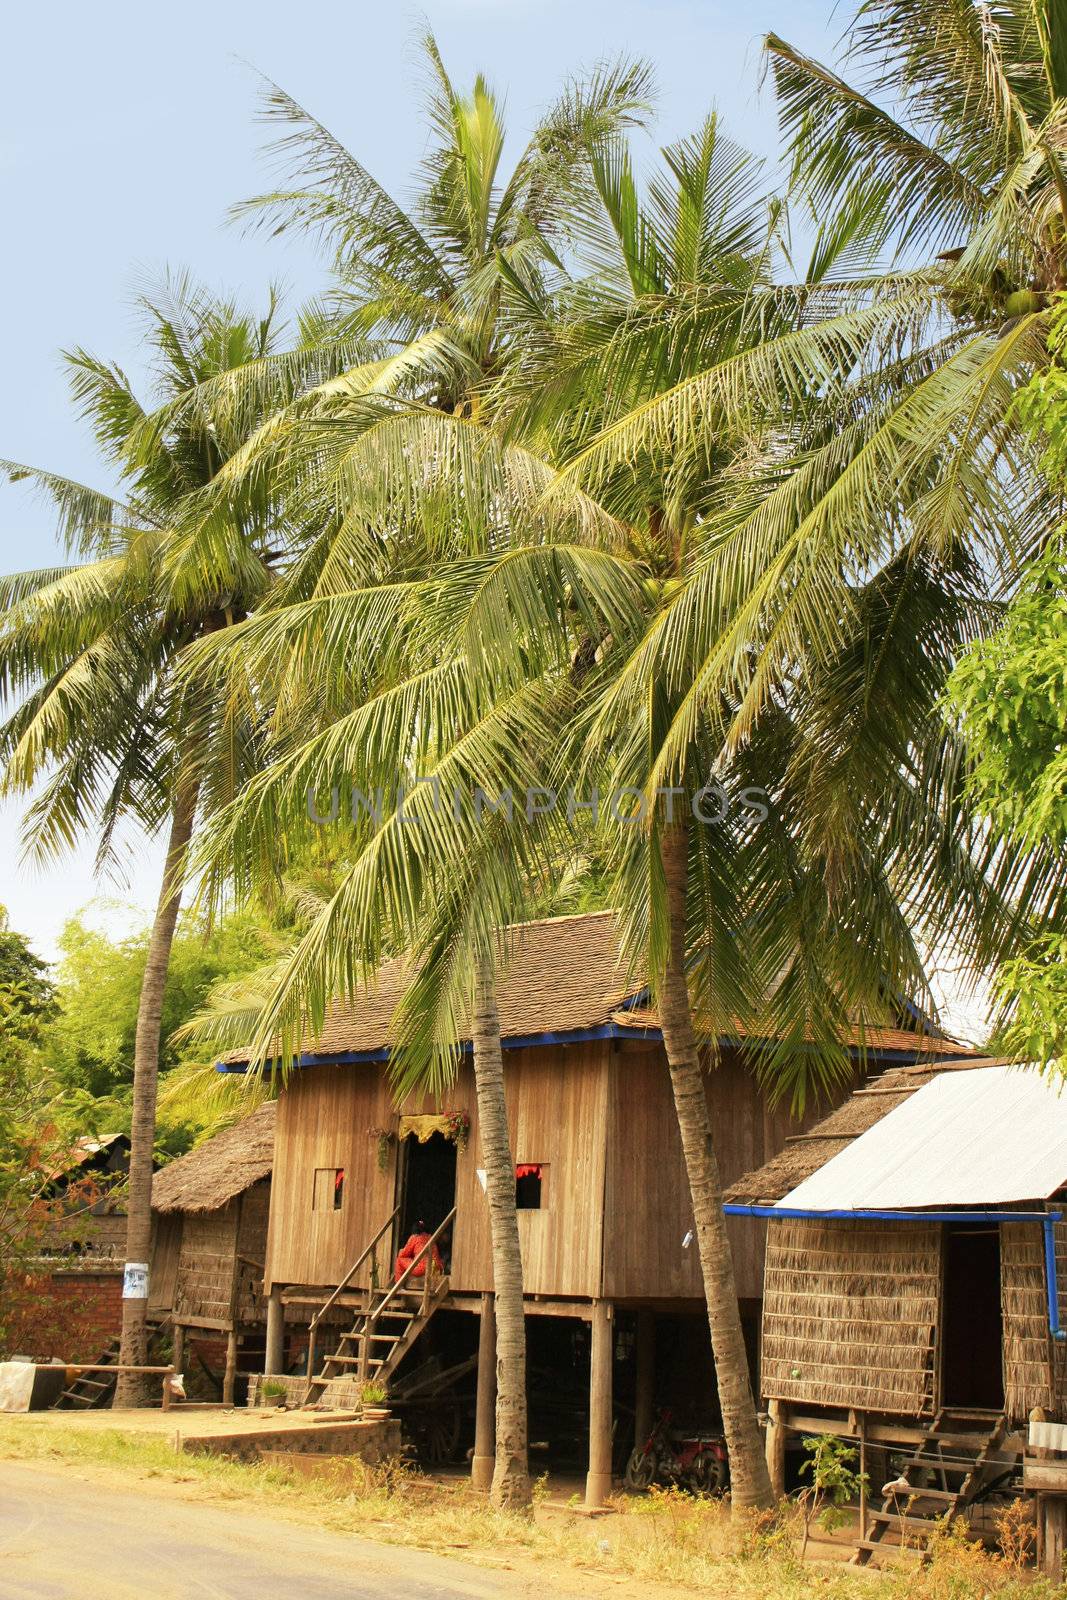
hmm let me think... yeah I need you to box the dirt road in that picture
[0,1459,604,1600]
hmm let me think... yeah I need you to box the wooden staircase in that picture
[304,1207,456,1411]
[854,1408,1018,1566]
[307,1277,451,1407]
[53,1337,121,1408]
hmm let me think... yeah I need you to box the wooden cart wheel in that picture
[406,1397,462,1465]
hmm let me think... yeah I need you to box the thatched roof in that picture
[724,1056,1008,1207]
[151,1101,276,1214]
[610,1006,974,1059]
[221,911,640,1066]
[221,909,973,1069]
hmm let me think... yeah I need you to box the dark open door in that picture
[397,1131,457,1249]
[941,1224,1004,1410]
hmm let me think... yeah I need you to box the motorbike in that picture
[623,1408,729,1495]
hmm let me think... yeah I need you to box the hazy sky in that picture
[0,0,841,962]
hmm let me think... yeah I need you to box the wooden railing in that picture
[306,1205,400,1380]
[64,1363,179,1410]
[357,1206,457,1382]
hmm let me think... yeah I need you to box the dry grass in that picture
[0,1419,1063,1599]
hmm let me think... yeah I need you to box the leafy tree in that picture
[0,276,339,1394]
[41,908,276,1148]
[0,905,55,1040]
[948,300,1067,1065]
[0,909,102,1354]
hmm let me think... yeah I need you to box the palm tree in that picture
[560,1,1067,885]
[0,276,338,1399]
[178,38,649,1507]
[195,103,941,1510]
[506,118,809,1510]
[504,14,1067,1498]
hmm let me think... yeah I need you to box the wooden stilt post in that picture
[1041,1496,1067,1578]
[634,1310,655,1453]
[766,1398,786,1499]
[471,1293,496,1491]
[586,1300,614,1508]
[171,1324,184,1377]
[858,1412,868,1537]
[264,1286,284,1376]
[223,1329,238,1407]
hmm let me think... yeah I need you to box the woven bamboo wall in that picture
[761,1217,941,1414]
[1001,1221,1054,1419]
[234,1181,271,1326]
[175,1205,239,1325]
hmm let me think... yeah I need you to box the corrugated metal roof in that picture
[780,1064,1067,1210]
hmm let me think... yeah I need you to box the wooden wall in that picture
[265,1039,835,1304]
[148,1214,182,1314]
[603,1043,700,1302]
[603,1042,833,1302]
[761,1217,942,1415]
[234,1181,271,1326]
[266,1063,470,1292]
[451,1042,609,1298]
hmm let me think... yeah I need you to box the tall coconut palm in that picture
[502,17,1067,1498]
[192,104,962,1510]
[0,277,343,1399]
[557,0,1067,925]
[178,39,649,1507]
[499,118,817,1510]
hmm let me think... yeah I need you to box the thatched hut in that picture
[725,1058,1063,1560]
[150,1101,275,1400]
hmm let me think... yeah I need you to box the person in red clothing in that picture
[394,1220,444,1282]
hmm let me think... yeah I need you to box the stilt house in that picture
[725,1058,1062,1562]
[218,909,974,1502]
[150,1101,275,1401]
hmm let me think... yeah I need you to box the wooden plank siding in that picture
[603,1042,835,1303]
[761,1217,942,1415]
[266,1063,467,1292]
[265,1042,845,1303]
[148,1213,182,1314]
[603,1043,700,1302]
[451,1042,609,1298]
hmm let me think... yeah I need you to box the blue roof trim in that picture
[216,1023,963,1075]
[215,1021,652,1074]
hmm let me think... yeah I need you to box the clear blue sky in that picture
[0,0,840,960]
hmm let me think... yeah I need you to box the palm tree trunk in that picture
[114,779,198,1405]
[658,820,774,1510]
[471,954,531,1510]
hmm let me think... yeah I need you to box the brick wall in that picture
[2,1267,123,1361]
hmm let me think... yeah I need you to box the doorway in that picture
[397,1132,457,1250]
[941,1224,1004,1410]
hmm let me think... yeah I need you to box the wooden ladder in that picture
[53,1337,121,1408]
[305,1207,456,1410]
[853,1408,1015,1567]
